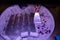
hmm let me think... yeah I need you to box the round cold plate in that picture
[0,5,55,40]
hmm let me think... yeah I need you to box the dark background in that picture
[0,0,60,40]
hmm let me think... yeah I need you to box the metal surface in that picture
[0,5,55,40]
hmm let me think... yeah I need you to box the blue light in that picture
[55,34,60,40]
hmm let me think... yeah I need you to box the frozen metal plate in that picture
[0,5,55,40]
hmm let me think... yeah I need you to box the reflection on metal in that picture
[34,12,41,23]
[30,32,38,37]
[21,32,28,37]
